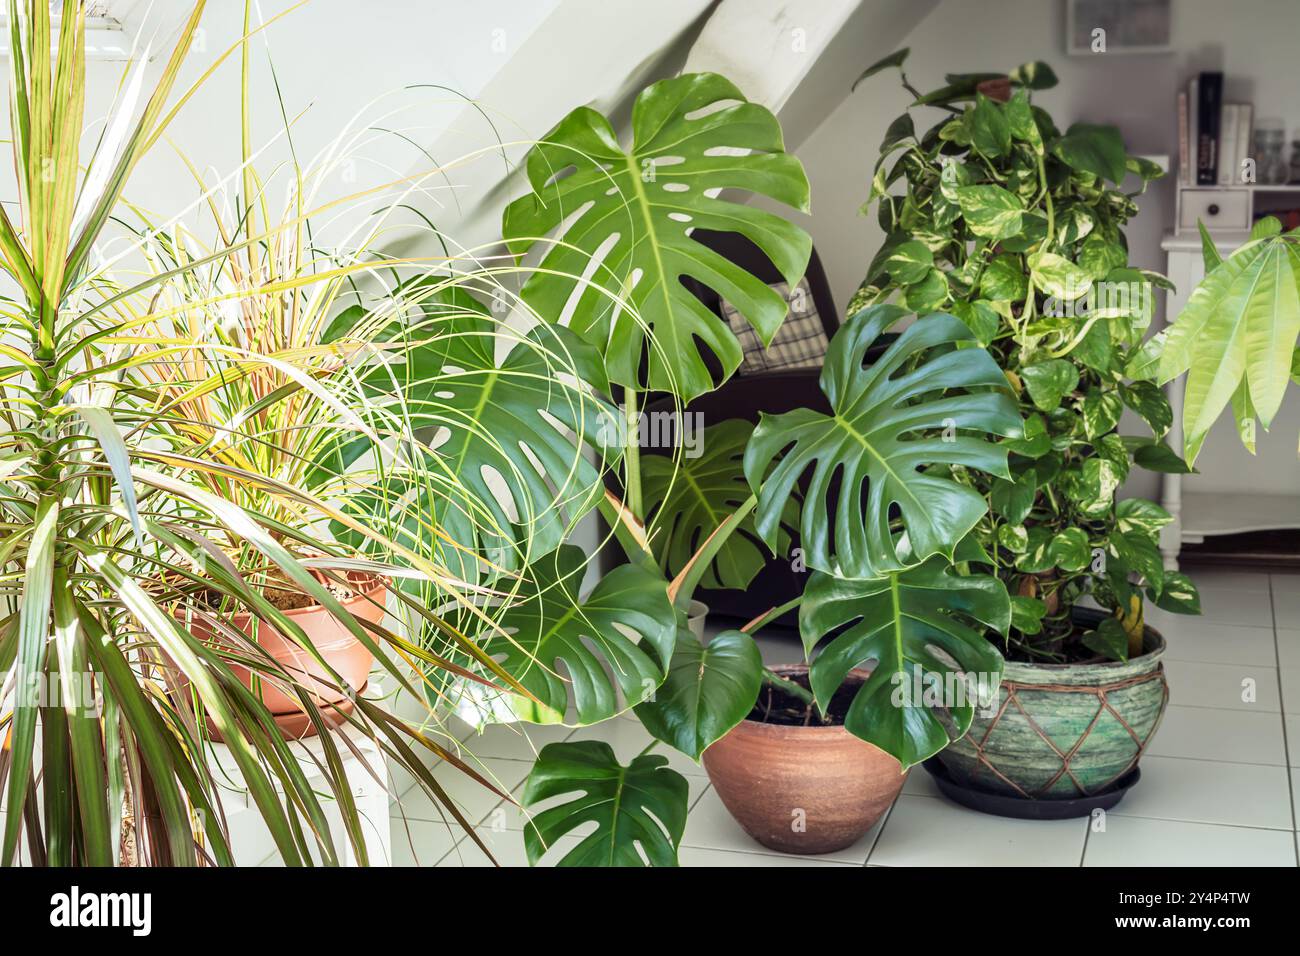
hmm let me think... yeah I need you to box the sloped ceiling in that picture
[394,0,943,256]
[386,0,717,252]
[683,0,940,151]
[37,1,941,272]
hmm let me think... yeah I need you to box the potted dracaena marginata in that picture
[851,50,1205,817]
[422,72,1027,863]
[0,0,574,867]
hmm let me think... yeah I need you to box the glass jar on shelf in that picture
[1253,119,1288,185]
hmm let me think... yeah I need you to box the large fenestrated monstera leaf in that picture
[1158,222,1300,463]
[634,628,764,761]
[323,286,620,583]
[522,741,689,866]
[744,304,1023,580]
[502,72,812,402]
[641,419,797,589]
[461,546,676,726]
[800,540,1009,769]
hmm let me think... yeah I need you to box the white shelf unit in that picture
[1159,183,1300,567]
[1172,183,1300,236]
[1178,492,1300,540]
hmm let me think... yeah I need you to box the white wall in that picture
[78,0,557,253]
[784,0,1300,501]
[796,0,1300,312]
[6,0,717,253]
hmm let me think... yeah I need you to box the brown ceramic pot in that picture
[701,664,907,854]
[182,571,386,737]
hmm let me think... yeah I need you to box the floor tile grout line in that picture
[1107,810,1297,832]
[394,761,535,865]
[1158,700,1283,715]
[863,791,907,866]
[1079,810,1093,867]
[1163,657,1283,668]
[1138,752,1293,769]
[1271,573,1299,834]
[687,782,713,813]
[390,813,456,867]
[858,794,898,866]
[1152,739,1291,766]
[1271,572,1300,867]
[1157,621,1276,632]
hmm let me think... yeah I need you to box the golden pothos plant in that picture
[853,49,1201,663]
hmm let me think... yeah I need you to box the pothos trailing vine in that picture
[852,50,1201,662]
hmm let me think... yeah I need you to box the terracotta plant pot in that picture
[182,572,386,737]
[701,664,906,854]
[935,608,1168,804]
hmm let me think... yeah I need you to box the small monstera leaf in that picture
[324,286,620,582]
[800,540,1009,769]
[502,72,812,402]
[522,741,689,866]
[460,546,676,726]
[635,628,764,761]
[641,419,797,589]
[1158,225,1300,463]
[744,304,1023,580]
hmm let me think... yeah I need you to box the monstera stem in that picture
[741,596,802,635]
[739,597,819,712]
[761,667,815,708]
[669,494,757,609]
[622,386,643,521]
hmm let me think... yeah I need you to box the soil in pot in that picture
[701,665,906,855]
[180,570,386,738]
[748,671,863,726]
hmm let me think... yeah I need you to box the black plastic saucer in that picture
[921,758,1141,820]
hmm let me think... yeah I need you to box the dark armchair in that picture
[636,230,875,628]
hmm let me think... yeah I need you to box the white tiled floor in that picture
[376,565,1300,867]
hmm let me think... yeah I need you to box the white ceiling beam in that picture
[386,0,714,254]
[681,0,863,115]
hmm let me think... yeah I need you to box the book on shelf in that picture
[1219,104,1238,185]
[1178,73,1255,189]
[1177,91,1190,184]
[1233,103,1253,185]
[1196,71,1222,185]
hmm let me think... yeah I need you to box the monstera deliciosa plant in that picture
[422,72,1028,866]
[852,49,1201,664]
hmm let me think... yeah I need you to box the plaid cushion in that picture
[721,279,828,374]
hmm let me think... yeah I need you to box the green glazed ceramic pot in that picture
[936,614,1168,800]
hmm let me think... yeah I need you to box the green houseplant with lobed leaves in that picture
[853,49,1202,665]
[423,71,1034,864]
